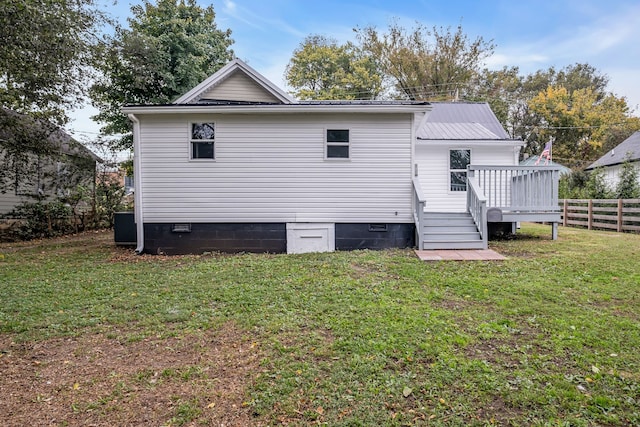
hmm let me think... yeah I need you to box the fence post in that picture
[563,199,568,226]
[588,199,593,230]
[617,199,623,232]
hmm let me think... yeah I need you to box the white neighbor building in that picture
[586,131,640,190]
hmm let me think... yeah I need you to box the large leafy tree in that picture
[1,0,105,125]
[355,22,494,100]
[528,86,636,166]
[1,0,106,193]
[90,0,234,151]
[467,63,640,163]
[285,35,382,100]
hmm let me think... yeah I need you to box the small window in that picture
[449,149,471,191]
[191,123,215,159]
[326,129,349,159]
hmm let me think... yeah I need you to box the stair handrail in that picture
[412,177,427,249]
[466,174,488,249]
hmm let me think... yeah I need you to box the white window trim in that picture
[448,148,471,193]
[189,122,216,161]
[324,127,351,161]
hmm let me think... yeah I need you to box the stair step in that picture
[424,225,478,233]
[424,232,481,241]
[424,219,476,227]
[425,212,471,217]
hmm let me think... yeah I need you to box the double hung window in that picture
[326,129,349,159]
[191,123,215,159]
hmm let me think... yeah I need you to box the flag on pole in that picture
[535,140,552,165]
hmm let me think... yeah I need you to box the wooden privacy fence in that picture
[560,199,640,232]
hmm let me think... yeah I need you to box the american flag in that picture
[535,141,552,165]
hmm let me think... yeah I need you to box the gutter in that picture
[122,103,430,115]
[128,113,145,254]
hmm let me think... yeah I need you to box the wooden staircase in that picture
[420,212,485,250]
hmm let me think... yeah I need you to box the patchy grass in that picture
[0,224,638,426]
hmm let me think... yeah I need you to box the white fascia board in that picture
[122,104,430,115]
[174,58,295,104]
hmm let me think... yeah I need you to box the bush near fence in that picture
[560,198,640,233]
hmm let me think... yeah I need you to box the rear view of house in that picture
[125,59,560,255]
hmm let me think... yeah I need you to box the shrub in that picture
[3,200,74,240]
[615,157,640,199]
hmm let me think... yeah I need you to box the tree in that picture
[90,0,234,151]
[1,0,106,126]
[285,35,382,100]
[528,86,636,167]
[467,63,640,164]
[1,0,106,193]
[465,66,523,131]
[615,156,640,199]
[355,22,494,100]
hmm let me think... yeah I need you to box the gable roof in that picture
[417,102,511,140]
[586,131,640,170]
[174,58,295,105]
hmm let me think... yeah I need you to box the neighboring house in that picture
[0,112,100,215]
[585,131,640,189]
[123,59,560,255]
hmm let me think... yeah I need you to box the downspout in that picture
[128,114,145,254]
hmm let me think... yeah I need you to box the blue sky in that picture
[68,0,640,139]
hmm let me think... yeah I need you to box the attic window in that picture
[326,129,349,159]
[191,123,215,159]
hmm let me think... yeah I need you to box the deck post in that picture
[552,222,558,240]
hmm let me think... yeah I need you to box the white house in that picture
[585,131,640,190]
[123,59,560,254]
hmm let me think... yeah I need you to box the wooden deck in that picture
[415,249,506,261]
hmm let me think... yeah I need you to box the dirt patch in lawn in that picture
[0,230,114,253]
[0,322,263,426]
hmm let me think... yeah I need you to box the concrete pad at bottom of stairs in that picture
[414,249,506,261]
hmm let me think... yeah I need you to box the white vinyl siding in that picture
[199,71,283,103]
[0,190,25,214]
[416,142,516,212]
[137,113,413,223]
[596,163,640,191]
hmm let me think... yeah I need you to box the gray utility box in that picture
[114,212,136,246]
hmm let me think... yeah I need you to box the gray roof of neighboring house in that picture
[0,109,101,162]
[417,102,511,140]
[586,131,640,170]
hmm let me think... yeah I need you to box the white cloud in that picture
[223,0,236,14]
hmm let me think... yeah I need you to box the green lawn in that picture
[1,224,638,426]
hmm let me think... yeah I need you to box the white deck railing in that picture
[468,165,561,213]
[412,177,427,249]
[466,178,488,249]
